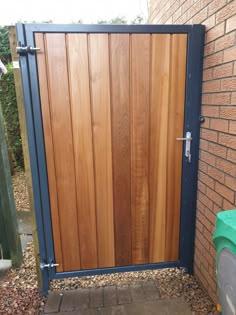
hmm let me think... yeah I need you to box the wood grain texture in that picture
[35,34,63,272]
[88,34,115,268]
[165,34,187,261]
[67,34,98,269]
[130,34,150,265]
[45,33,80,271]
[149,34,171,263]
[110,34,132,266]
[36,31,186,271]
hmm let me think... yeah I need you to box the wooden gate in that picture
[17,24,204,294]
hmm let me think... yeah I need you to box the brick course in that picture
[149,0,236,303]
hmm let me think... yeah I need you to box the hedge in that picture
[0,26,24,169]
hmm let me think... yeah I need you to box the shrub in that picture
[0,27,24,169]
[0,64,24,169]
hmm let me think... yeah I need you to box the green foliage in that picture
[0,63,24,169]
[131,15,145,24]
[71,19,83,24]
[98,16,128,24]
[98,15,145,25]
[0,26,24,169]
[21,19,53,23]
[0,26,11,64]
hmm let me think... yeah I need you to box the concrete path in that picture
[17,211,32,250]
[0,211,31,277]
[42,281,192,315]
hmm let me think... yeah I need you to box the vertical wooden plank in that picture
[35,34,63,271]
[88,34,115,268]
[110,34,131,266]
[165,34,187,261]
[149,34,171,263]
[131,34,150,265]
[44,33,80,271]
[66,34,98,270]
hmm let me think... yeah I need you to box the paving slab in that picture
[89,287,104,308]
[103,286,117,306]
[0,259,12,279]
[99,297,192,315]
[116,286,132,305]
[43,282,192,315]
[58,309,99,315]
[44,292,62,313]
[17,211,32,234]
[60,289,89,312]
[130,284,145,301]
[142,281,160,300]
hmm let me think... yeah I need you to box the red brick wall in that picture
[149,0,236,303]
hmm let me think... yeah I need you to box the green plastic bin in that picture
[213,210,236,315]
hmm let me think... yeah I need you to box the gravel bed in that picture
[12,171,30,211]
[3,172,214,314]
[0,243,45,314]
[0,242,214,314]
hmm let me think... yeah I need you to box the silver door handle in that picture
[176,131,192,163]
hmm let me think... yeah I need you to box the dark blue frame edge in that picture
[54,261,180,279]
[16,24,50,294]
[179,25,205,273]
[16,23,205,296]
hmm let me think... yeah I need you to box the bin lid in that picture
[217,210,236,228]
[213,210,236,255]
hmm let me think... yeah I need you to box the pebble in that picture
[12,171,30,211]
[0,242,215,314]
[0,243,46,315]
[2,172,215,314]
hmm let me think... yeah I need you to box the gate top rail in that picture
[18,23,205,35]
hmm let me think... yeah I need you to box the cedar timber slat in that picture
[165,34,187,261]
[130,34,150,265]
[67,34,98,269]
[88,34,115,268]
[35,33,63,272]
[110,34,132,266]
[44,33,80,271]
[149,34,171,263]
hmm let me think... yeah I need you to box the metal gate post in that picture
[178,25,205,274]
[16,23,50,295]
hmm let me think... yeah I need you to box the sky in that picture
[1,0,148,25]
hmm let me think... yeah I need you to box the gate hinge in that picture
[40,260,59,270]
[16,43,40,55]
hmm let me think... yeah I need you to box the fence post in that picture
[8,26,42,285]
[0,108,22,266]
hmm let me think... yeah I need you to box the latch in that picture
[176,131,192,163]
[16,44,40,55]
[40,260,59,270]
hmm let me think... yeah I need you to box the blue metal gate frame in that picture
[16,23,205,295]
